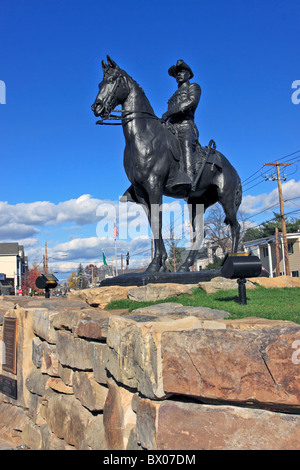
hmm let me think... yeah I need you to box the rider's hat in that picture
[168,59,194,79]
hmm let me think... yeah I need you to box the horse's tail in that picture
[224,176,242,225]
[234,177,242,211]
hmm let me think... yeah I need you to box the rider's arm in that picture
[163,83,201,121]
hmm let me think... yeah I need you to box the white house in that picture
[0,243,28,294]
[243,232,300,278]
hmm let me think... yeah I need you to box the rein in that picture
[96,109,160,126]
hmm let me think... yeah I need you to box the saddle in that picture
[164,123,222,188]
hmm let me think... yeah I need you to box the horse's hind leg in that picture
[218,191,241,253]
[177,200,205,272]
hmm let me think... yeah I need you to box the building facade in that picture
[243,233,300,278]
[0,243,28,294]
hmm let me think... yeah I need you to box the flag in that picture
[113,224,119,239]
[102,251,108,266]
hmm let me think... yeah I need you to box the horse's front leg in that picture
[145,191,167,273]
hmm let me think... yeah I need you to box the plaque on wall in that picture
[2,317,18,374]
[0,374,17,399]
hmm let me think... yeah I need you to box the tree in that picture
[242,213,300,242]
[22,264,43,295]
[67,272,78,290]
[204,205,232,255]
[85,264,99,285]
[77,263,88,289]
[165,224,183,272]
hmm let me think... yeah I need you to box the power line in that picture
[241,149,300,188]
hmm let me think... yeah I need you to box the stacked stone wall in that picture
[0,286,300,450]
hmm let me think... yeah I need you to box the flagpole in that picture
[114,219,118,276]
[114,238,118,276]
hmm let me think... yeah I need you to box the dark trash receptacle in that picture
[221,253,262,305]
[221,253,262,279]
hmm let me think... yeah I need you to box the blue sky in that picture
[0,0,299,279]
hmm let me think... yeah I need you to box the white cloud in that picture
[240,179,300,217]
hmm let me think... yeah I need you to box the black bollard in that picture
[237,278,247,305]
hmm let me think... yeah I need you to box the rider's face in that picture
[175,70,190,85]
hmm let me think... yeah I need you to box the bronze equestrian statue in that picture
[162,59,201,192]
[91,56,242,273]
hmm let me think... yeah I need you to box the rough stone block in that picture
[43,389,104,449]
[41,342,59,377]
[106,315,214,399]
[32,309,58,344]
[127,283,195,302]
[103,376,137,450]
[136,397,300,450]
[56,329,94,370]
[162,317,300,410]
[25,367,49,397]
[68,286,129,308]
[89,341,108,385]
[72,371,108,411]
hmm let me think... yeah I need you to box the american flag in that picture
[113,224,119,239]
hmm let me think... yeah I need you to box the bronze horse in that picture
[92,56,242,272]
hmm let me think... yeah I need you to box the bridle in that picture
[96,109,159,126]
[95,71,159,126]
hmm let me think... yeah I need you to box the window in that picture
[291,271,299,277]
[263,247,269,257]
[288,243,294,255]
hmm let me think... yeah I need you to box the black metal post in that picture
[237,278,247,305]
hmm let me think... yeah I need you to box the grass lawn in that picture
[105,285,300,325]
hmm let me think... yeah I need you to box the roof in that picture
[243,232,300,247]
[0,243,19,255]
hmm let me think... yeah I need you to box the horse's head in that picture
[91,56,129,120]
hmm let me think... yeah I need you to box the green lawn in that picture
[105,286,300,324]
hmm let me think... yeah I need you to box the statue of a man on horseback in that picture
[91,56,242,273]
[161,59,201,192]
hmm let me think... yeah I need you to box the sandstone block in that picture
[89,342,108,385]
[68,286,129,308]
[41,342,59,377]
[56,329,94,370]
[32,336,43,368]
[32,309,58,344]
[46,377,73,394]
[198,276,257,294]
[131,302,230,320]
[127,283,195,302]
[25,367,49,397]
[136,397,300,450]
[72,371,108,411]
[251,275,300,288]
[58,363,74,386]
[75,318,105,340]
[162,317,300,410]
[22,421,42,450]
[43,389,103,449]
[106,315,203,398]
[103,376,137,450]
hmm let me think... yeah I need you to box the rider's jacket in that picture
[167,82,201,124]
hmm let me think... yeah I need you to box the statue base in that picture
[99,269,221,287]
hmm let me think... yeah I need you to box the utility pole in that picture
[275,227,280,277]
[45,242,48,274]
[264,161,291,276]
